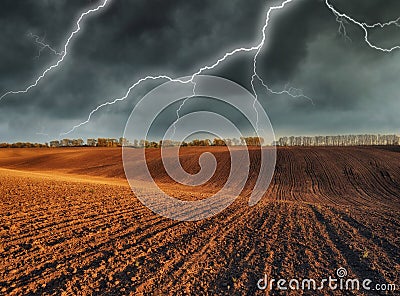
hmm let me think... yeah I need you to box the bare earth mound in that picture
[0,147,399,295]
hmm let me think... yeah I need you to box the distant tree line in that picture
[132,137,265,148]
[275,134,400,146]
[0,137,265,148]
[0,142,49,148]
[50,138,126,147]
[3,134,399,148]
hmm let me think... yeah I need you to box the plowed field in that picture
[0,147,399,295]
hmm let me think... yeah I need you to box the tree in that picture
[240,137,265,146]
[213,138,226,146]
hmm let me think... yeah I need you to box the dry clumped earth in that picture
[0,147,399,295]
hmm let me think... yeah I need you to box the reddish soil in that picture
[0,147,399,295]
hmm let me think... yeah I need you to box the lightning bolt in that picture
[59,75,190,136]
[333,14,352,42]
[60,0,400,136]
[325,0,400,52]
[170,80,197,140]
[27,33,63,59]
[61,0,298,136]
[363,17,400,29]
[2,0,400,138]
[257,78,315,105]
[0,0,111,102]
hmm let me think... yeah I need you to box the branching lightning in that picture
[27,33,63,59]
[0,0,110,102]
[62,0,299,136]
[325,0,400,52]
[333,15,352,42]
[1,0,400,138]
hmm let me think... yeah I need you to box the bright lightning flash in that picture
[0,0,111,102]
[63,0,301,136]
[325,0,400,52]
[1,0,400,138]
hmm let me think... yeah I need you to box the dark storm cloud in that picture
[0,0,399,142]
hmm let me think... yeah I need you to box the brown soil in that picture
[0,147,399,295]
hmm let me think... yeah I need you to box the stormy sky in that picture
[0,0,399,143]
